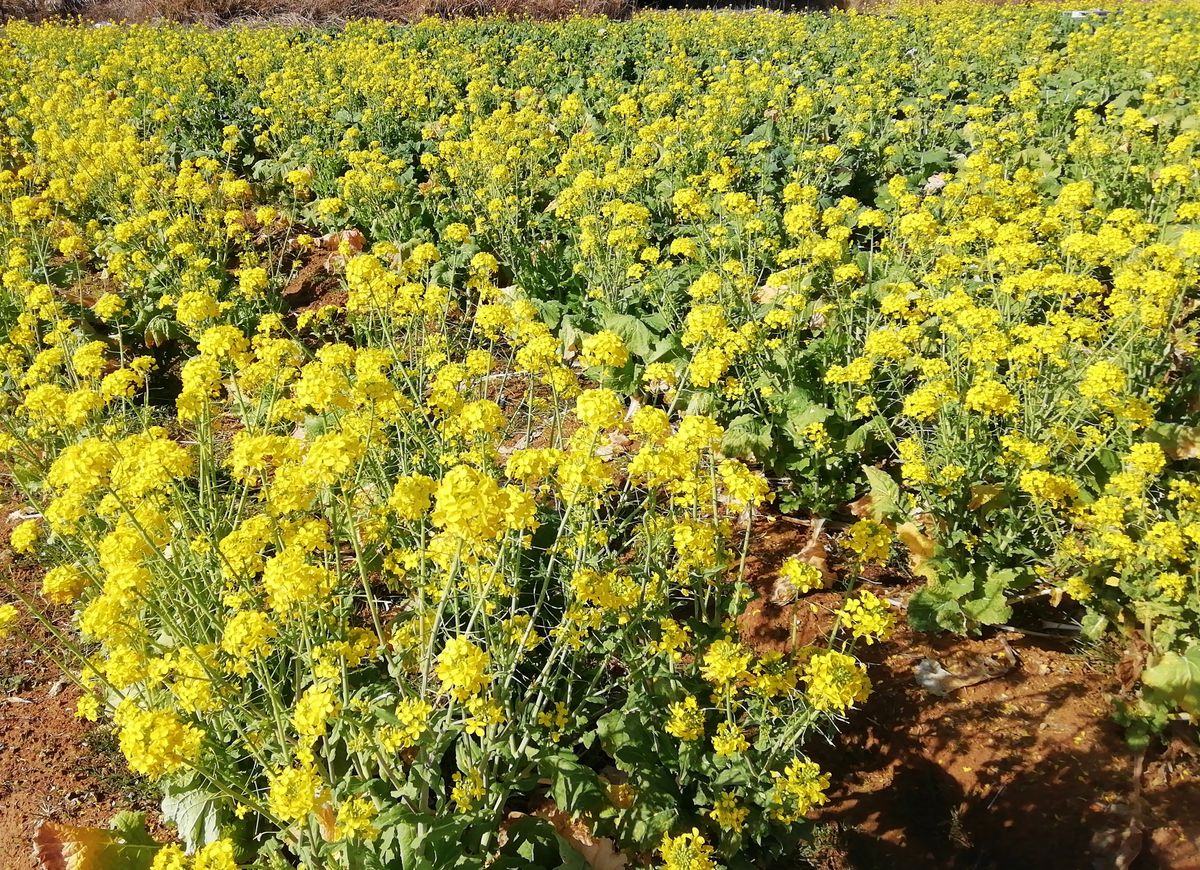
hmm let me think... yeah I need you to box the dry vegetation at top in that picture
[0,0,634,24]
[0,0,854,26]
[1,0,853,27]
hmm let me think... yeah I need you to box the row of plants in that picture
[0,4,1198,866]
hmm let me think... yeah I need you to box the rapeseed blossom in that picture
[2,8,1196,868]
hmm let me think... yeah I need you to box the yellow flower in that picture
[115,704,204,779]
[293,684,341,746]
[581,330,629,369]
[450,766,485,813]
[574,388,625,431]
[711,720,749,757]
[844,519,891,564]
[699,638,752,689]
[0,604,19,639]
[665,695,706,742]
[780,556,824,594]
[435,636,491,702]
[838,590,895,644]
[194,840,238,870]
[431,465,506,543]
[379,697,433,752]
[1079,360,1127,402]
[150,845,188,870]
[9,518,40,555]
[708,791,749,832]
[267,765,327,823]
[262,548,335,613]
[335,795,379,841]
[769,757,830,824]
[41,565,90,605]
[660,829,716,870]
[964,378,1017,416]
[803,650,871,713]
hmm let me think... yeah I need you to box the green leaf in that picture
[721,414,772,460]
[1142,649,1200,716]
[160,777,226,851]
[603,313,658,360]
[392,810,478,869]
[622,805,677,852]
[962,584,1013,627]
[861,466,904,521]
[143,314,183,348]
[777,389,830,434]
[1079,611,1108,640]
[845,417,884,453]
[493,816,566,868]
[908,586,967,634]
[559,315,583,356]
[647,335,686,365]
[537,751,608,816]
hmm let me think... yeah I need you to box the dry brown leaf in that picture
[896,520,935,572]
[754,282,785,305]
[318,228,366,253]
[531,801,628,870]
[799,519,833,584]
[595,430,633,461]
[33,822,102,870]
[33,818,159,870]
[1161,425,1200,460]
[967,484,1004,512]
[315,801,337,842]
[847,493,874,519]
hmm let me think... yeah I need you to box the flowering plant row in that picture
[0,4,1199,866]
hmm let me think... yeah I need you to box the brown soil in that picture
[741,514,1200,870]
[0,500,161,869]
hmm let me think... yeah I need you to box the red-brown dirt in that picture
[741,514,1200,870]
[0,500,161,870]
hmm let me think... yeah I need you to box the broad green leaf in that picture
[537,751,608,816]
[1142,649,1200,716]
[721,414,772,460]
[603,314,657,360]
[1079,611,1108,640]
[845,417,883,453]
[861,466,904,521]
[160,778,225,851]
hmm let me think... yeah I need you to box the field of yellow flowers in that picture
[0,4,1198,868]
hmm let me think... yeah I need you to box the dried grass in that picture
[3,0,632,24]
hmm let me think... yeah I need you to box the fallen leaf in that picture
[847,493,874,519]
[315,801,337,842]
[913,642,1017,696]
[772,519,832,605]
[318,229,365,253]
[34,814,161,870]
[967,484,1004,512]
[531,801,628,870]
[1157,424,1200,460]
[896,520,935,571]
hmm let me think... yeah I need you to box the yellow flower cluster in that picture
[4,5,1196,865]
